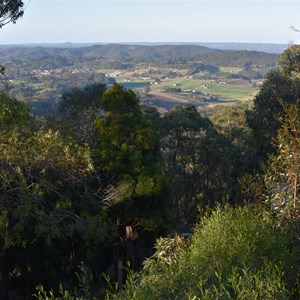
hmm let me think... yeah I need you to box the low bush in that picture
[107,206,298,299]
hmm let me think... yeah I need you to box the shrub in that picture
[108,206,297,299]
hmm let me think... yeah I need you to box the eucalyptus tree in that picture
[210,103,255,193]
[93,83,170,270]
[0,0,24,28]
[160,105,235,229]
[253,103,300,220]
[279,44,300,78]
[246,45,300,167]
[0,93,112,298]
[0,0,25,74]
[58,83,107,147]
[160,105,206,229]
[94,83,169,235]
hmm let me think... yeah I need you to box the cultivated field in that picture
[117,71,259,107]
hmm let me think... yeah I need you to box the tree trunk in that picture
[0,210,13,300]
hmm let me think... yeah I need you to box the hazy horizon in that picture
[0,1,299,45]
[0,41,290,46]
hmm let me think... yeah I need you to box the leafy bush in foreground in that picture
[106,206,298,299]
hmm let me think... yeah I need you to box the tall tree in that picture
[59,83,106,117]
[0,94,112,298]
[160,105,235,229]
[210,103,255,183]
[261,103,300,220]
[278,44,300,78]
[246,48,300,166]
[94,83,168,231]
[58,83,107,147]
[93,83,169,270]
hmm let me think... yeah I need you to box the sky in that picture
[1,0,300,44]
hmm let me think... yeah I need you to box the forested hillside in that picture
[0,43,279,113]
[0,44,299,299]
[0,2,299,299]
[0,44,218,59]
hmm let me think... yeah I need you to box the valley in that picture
[0,43,280,113]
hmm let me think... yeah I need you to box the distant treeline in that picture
[0,44,279,67]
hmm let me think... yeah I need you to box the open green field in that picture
[151,78,200,91]
[121,80,151,89]
[202,85,257,101]
[219,67,242,73]
[149,78,258,101]
[99,66,259,103]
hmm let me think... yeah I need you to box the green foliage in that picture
[142,235,189,275]
[264,102,300,220]
[33,262,95,300]
[247,103,300,220]
[161,105,238,229]
[160,105,210,227]
[57,83,107,146]
[189,207,292,275]
[0,64,4,74]
[0,92,34,134]
[104,237,189,300]
[279,44,300,78]
[210,102,251,149]
[109,206,297,299]
[94,83,169,231]
[1,43,299,299]
[59,83,106,116]
[0,94,114,298]
[0,0,24,28]
[34,285,75,300]
[198,50,278,68]
[210,103,256,179]
[102,83,140,116]
[246,45,300,165]
[191,261,289,300]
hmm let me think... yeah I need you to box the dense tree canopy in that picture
[279,44,300,78]
[247,103,300,220]
[246,66,300,165]
[58,83,107,146]
[1,45,300,299]
[59,83,106,117]
[94,84,169,232]
[0,94,113,298]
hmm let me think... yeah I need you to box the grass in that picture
[120,80,151,89]
[219,67,242,73]
[150,78,258,102]
[106,64,259,103]
[200,85,258,101]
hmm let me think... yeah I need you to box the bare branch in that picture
[101,182,132,206]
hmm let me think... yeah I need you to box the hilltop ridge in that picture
[0,42,288,54]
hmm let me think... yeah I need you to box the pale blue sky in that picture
[1,0,300,44]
